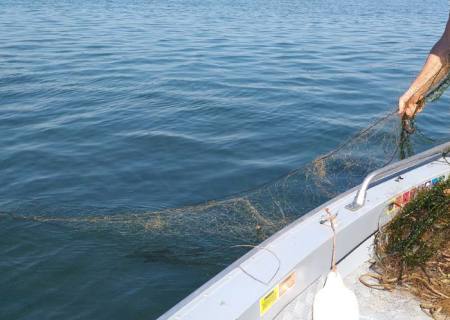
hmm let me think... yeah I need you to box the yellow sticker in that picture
[386,198,397,215]
[259,285,279,316]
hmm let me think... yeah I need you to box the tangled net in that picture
[360,177,450,319]
[1,64,449,268]
[2,108,441,266]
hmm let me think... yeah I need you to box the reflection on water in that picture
[0,0,449,319]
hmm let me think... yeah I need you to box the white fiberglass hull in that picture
[159,142,450,320]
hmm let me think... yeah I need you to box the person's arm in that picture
[398,15,450,118]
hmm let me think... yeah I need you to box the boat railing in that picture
[346,141,450,211]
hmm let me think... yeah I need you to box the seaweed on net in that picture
[360,178,450,320]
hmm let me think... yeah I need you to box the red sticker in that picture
[396,195,403,206]
[402,191,410,204]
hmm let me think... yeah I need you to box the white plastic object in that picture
[313,271,359,320]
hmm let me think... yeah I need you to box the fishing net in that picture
[1,109,437,266]
[1,66,449,267]
[360,177,450,320]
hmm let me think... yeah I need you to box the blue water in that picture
[1,0,449,319]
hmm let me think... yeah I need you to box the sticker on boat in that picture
[259,285,279,316]
[386,198,398,215]
[259,272,296,316]
[386,174,447,215]
[279,272,296,297]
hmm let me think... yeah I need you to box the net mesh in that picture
[1,68,449,267]
[2,110,440,264]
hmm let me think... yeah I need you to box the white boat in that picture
[158,142,450,320]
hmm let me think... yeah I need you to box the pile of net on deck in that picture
[361,177,449,320]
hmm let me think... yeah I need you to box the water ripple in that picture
[0,0,449,319]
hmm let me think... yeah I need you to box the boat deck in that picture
[275,261,428,320]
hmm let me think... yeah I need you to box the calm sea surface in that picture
[1,0,449,319]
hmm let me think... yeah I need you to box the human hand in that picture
[398,88,425,119]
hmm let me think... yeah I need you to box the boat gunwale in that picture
[158,142,450,320]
